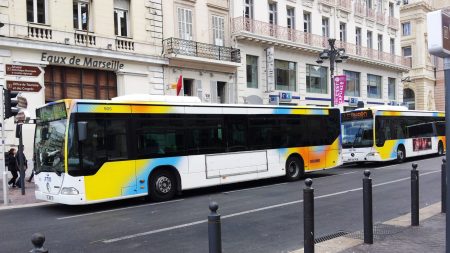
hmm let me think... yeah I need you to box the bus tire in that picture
[438,141,444,156]
[397,145,406,163]
[285,156,304,181]
[148,169,177,202]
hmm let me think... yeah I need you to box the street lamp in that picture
[316,38,349,107]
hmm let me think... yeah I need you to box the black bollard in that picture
[411,163,419,226]
[303,178,314,253]
[442,158,446,213]
[208,201,222,253]
[30,233,48,253]
[363,170,373,244]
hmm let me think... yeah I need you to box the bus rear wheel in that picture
[397,146,406,163]
[148,170,176,202]
[438,142,444,156]
[285,156,304,181]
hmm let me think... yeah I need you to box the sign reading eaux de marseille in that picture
[41,53,124,70]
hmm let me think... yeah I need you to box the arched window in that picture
[403,88,415,110]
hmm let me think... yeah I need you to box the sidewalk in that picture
[0,166,45,208]
[292,202,444,253]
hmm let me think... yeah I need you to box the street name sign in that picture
[5,64,42,77]
[6,80,42,92]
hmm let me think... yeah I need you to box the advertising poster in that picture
[413,137,432,151]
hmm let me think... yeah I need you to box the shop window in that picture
[367,74,382,99]
[344,70,360,97]
[275,60,296,91]
[246,55,258,88]
[306,64,327,94]
[44,66,117,102]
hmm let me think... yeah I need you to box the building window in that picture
[388,77,396,100]
[246,55,258,88]
[287,7,295,29]
[390,38,395,54]
[44,66,117,102]
[340,22,347,42]
[244,0,253,18]
[402,46,412,67]
[322,17,329,38]
[367,74,382,98]
[366,0,372,9]
[377,34,383,51]
[306,64,328,94]
[177,8,193,40]
[367,31,373,48]
[303,12,311,33]
[212,15,225,46]
[389,2,394,17]
[114,0,130,37]
[344,70,360,97]
[377,0,383,12]
[73,1,89,30]
[27,0,47,24]
[402,22,411,36]
[356,27,362,46]
[268,2,277,25]
[275,60,296,91]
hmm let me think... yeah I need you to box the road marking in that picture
[223,183,288,194]
[339,171,358,176]
[57,199,184,220]
[101,170,439,244]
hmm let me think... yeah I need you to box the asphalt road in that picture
[0,155,444,253]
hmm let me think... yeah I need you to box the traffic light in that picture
[4,89,20,119]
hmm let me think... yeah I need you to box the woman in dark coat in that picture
[7,148,17,187]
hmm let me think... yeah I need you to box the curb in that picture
[291,202,442,253]
[0,201,53,210]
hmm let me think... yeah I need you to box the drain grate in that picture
[345,223,407,240]
[314,230,349,244]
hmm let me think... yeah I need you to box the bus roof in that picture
[346,105,444,114]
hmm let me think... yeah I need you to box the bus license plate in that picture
[46,195,54,201]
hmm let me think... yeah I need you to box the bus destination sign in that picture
[342,110,373,122]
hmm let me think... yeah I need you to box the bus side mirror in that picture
[77,121,88,142]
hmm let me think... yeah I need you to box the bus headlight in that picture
[61,187,79,195]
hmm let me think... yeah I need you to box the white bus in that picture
[33,96,342,204]
[342,106,445,163]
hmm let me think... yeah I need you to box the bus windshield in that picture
[34,103,67,175]
[342,119,374,148]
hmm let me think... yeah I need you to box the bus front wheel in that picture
[148,170,177,202]
[397,146,406,163]
[285,156,304,181]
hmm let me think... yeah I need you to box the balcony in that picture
[336,0,352,12]
[376,13,385,25]
[366,8,376,21]
[354,3,366,17]
[163,37,241,64]
[232,17,410,70]
[319,0,335,6]
[74,32,96,46]
[388,16,399,29]
[28,24,52,40]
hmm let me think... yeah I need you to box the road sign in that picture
[427,10,450,57]
[6,80,42,92]
[17,96,27,109]
[5,64,42,77]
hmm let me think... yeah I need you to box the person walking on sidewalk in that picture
[15,150,27,188]
[7,148,18,187]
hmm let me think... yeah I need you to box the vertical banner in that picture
[176,75,183,96]
[334,75,347,106]
[266,47,275,92]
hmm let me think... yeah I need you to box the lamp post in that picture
[316,38,349,107]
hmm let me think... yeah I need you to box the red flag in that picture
[176,75,183,96]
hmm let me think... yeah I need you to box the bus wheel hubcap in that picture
[289,162,298,177]
[398,150,403,159]
[156,177,171,194]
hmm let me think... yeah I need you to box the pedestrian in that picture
[15,149,27,188]
[7,148,18,188]
[27,154,35,183]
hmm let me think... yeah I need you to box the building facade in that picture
[232,0,409,108]
[0,0,166,154]
[162,0,241,103]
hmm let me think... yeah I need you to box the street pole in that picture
[1,88,7,205]
[18,124,25,195]
[329,39,336,108]
[444,57,450,253]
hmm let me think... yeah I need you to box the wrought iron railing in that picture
[354,2,366,17]
[163,37,241,63]
[388,16,399,29]
[337,0,352,11]
[376,12,385,25]
[233,17,410,68]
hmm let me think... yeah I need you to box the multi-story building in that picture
[162,0,241,103]
[0,0,166,154]
[232,0,410,108]
[399,0,435,110]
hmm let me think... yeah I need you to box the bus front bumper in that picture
[35,190,87,205]
[343,151,381,163]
